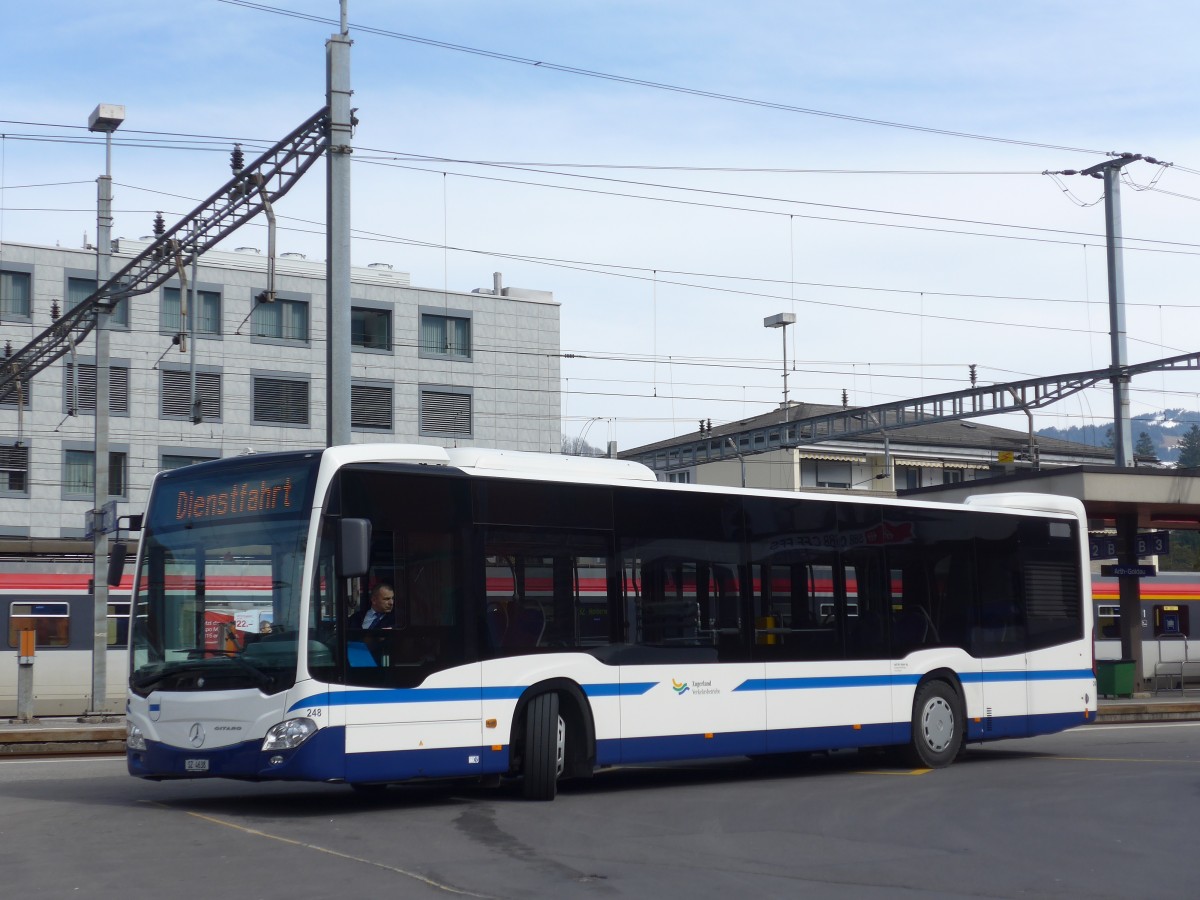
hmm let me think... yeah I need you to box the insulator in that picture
[3,341,11,359]
[231,143,245,174]
[153,212,165,237]
[50,300,60,322]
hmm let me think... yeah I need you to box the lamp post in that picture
[764,312,796,422]
[87,103,124,719]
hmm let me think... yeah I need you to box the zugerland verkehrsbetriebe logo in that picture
[671,678,720,696]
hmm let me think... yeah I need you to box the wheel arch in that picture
[917,667,965,700]
[510,678,596,778]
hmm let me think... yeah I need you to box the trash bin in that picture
[1097,659,1135,698]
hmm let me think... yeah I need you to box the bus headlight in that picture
[127,723,146,751]
[262,717,317,752]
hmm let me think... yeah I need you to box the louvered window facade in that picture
[0,445,29,494]
[63,363,129,415]
[351,383,393,431]
[0,380,31,409]
[160,370,222,421]
[253,377,309,425]
[419,389,472,437]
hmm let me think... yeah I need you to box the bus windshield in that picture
[129,453,320,696]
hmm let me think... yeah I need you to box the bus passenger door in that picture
[975,538,1028,739]
[619,555,765,763]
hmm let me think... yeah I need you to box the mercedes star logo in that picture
[188,722,205,748]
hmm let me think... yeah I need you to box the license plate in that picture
[185,759,209,772]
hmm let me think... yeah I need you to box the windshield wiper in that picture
[131,654,275,693]
[221,655,276,691]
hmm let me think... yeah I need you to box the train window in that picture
[1097,605,1120,639]
[7,602,70,648]
[107,602,131,646]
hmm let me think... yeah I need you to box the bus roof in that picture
[314,444,1084,522]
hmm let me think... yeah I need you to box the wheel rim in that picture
[555,715,566,778]
[921,696,955,753]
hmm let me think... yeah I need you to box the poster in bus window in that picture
[203,611,237,652]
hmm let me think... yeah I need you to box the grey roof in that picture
[622,402,1121,462]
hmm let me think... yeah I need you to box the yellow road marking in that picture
[142,801,490,897]
[855,768,931,776]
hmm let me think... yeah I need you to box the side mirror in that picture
[107,542,128,587]
[338,518,371,578]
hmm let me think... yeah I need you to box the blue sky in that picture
[3,1,1199,450]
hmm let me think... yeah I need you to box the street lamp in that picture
[764,312,796,421]
[87,103,124,719]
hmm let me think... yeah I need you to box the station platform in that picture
[2,695,1199,757]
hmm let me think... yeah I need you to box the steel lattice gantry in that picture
[0,108,330,405]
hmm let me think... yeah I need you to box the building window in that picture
[943,469,964,484]
[161,452,219,471]
[0,445,29,494]
[419,388,472,437]
[420,312,471,359]
[351,383,393,431]
[252,297,309,342]
[62,363,130,416]
[0,268,32,319]
[160,369,221,421]
[667,471,691,484]
[253,376,309,425]
[68,276,128,327]
[64,449,127,498]
[809,460,850,489]
[0,380,31,409]
[8,602,70,648]
[351,306,391,350]
[162,287,221,335]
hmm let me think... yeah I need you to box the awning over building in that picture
[797,452,866,463]
[894,458,990,470]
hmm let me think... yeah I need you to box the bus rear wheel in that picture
[522,693,565,801]
[904,680,962,769]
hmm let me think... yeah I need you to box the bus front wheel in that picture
[904,680,962,769]
[522,693,565,801]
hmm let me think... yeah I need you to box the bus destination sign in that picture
[151,461,315,527]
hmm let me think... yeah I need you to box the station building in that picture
[622,401,1145,492]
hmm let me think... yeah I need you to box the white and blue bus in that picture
[125,445,1096,798]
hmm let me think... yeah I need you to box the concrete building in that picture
[623,401,1145,492]
[0,239,561,540]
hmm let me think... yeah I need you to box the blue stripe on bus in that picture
[289,681,656,712]
[734,675,914,692]
[581,682,656,698]
[958,669,1094,684]
[734,669,1094,693]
